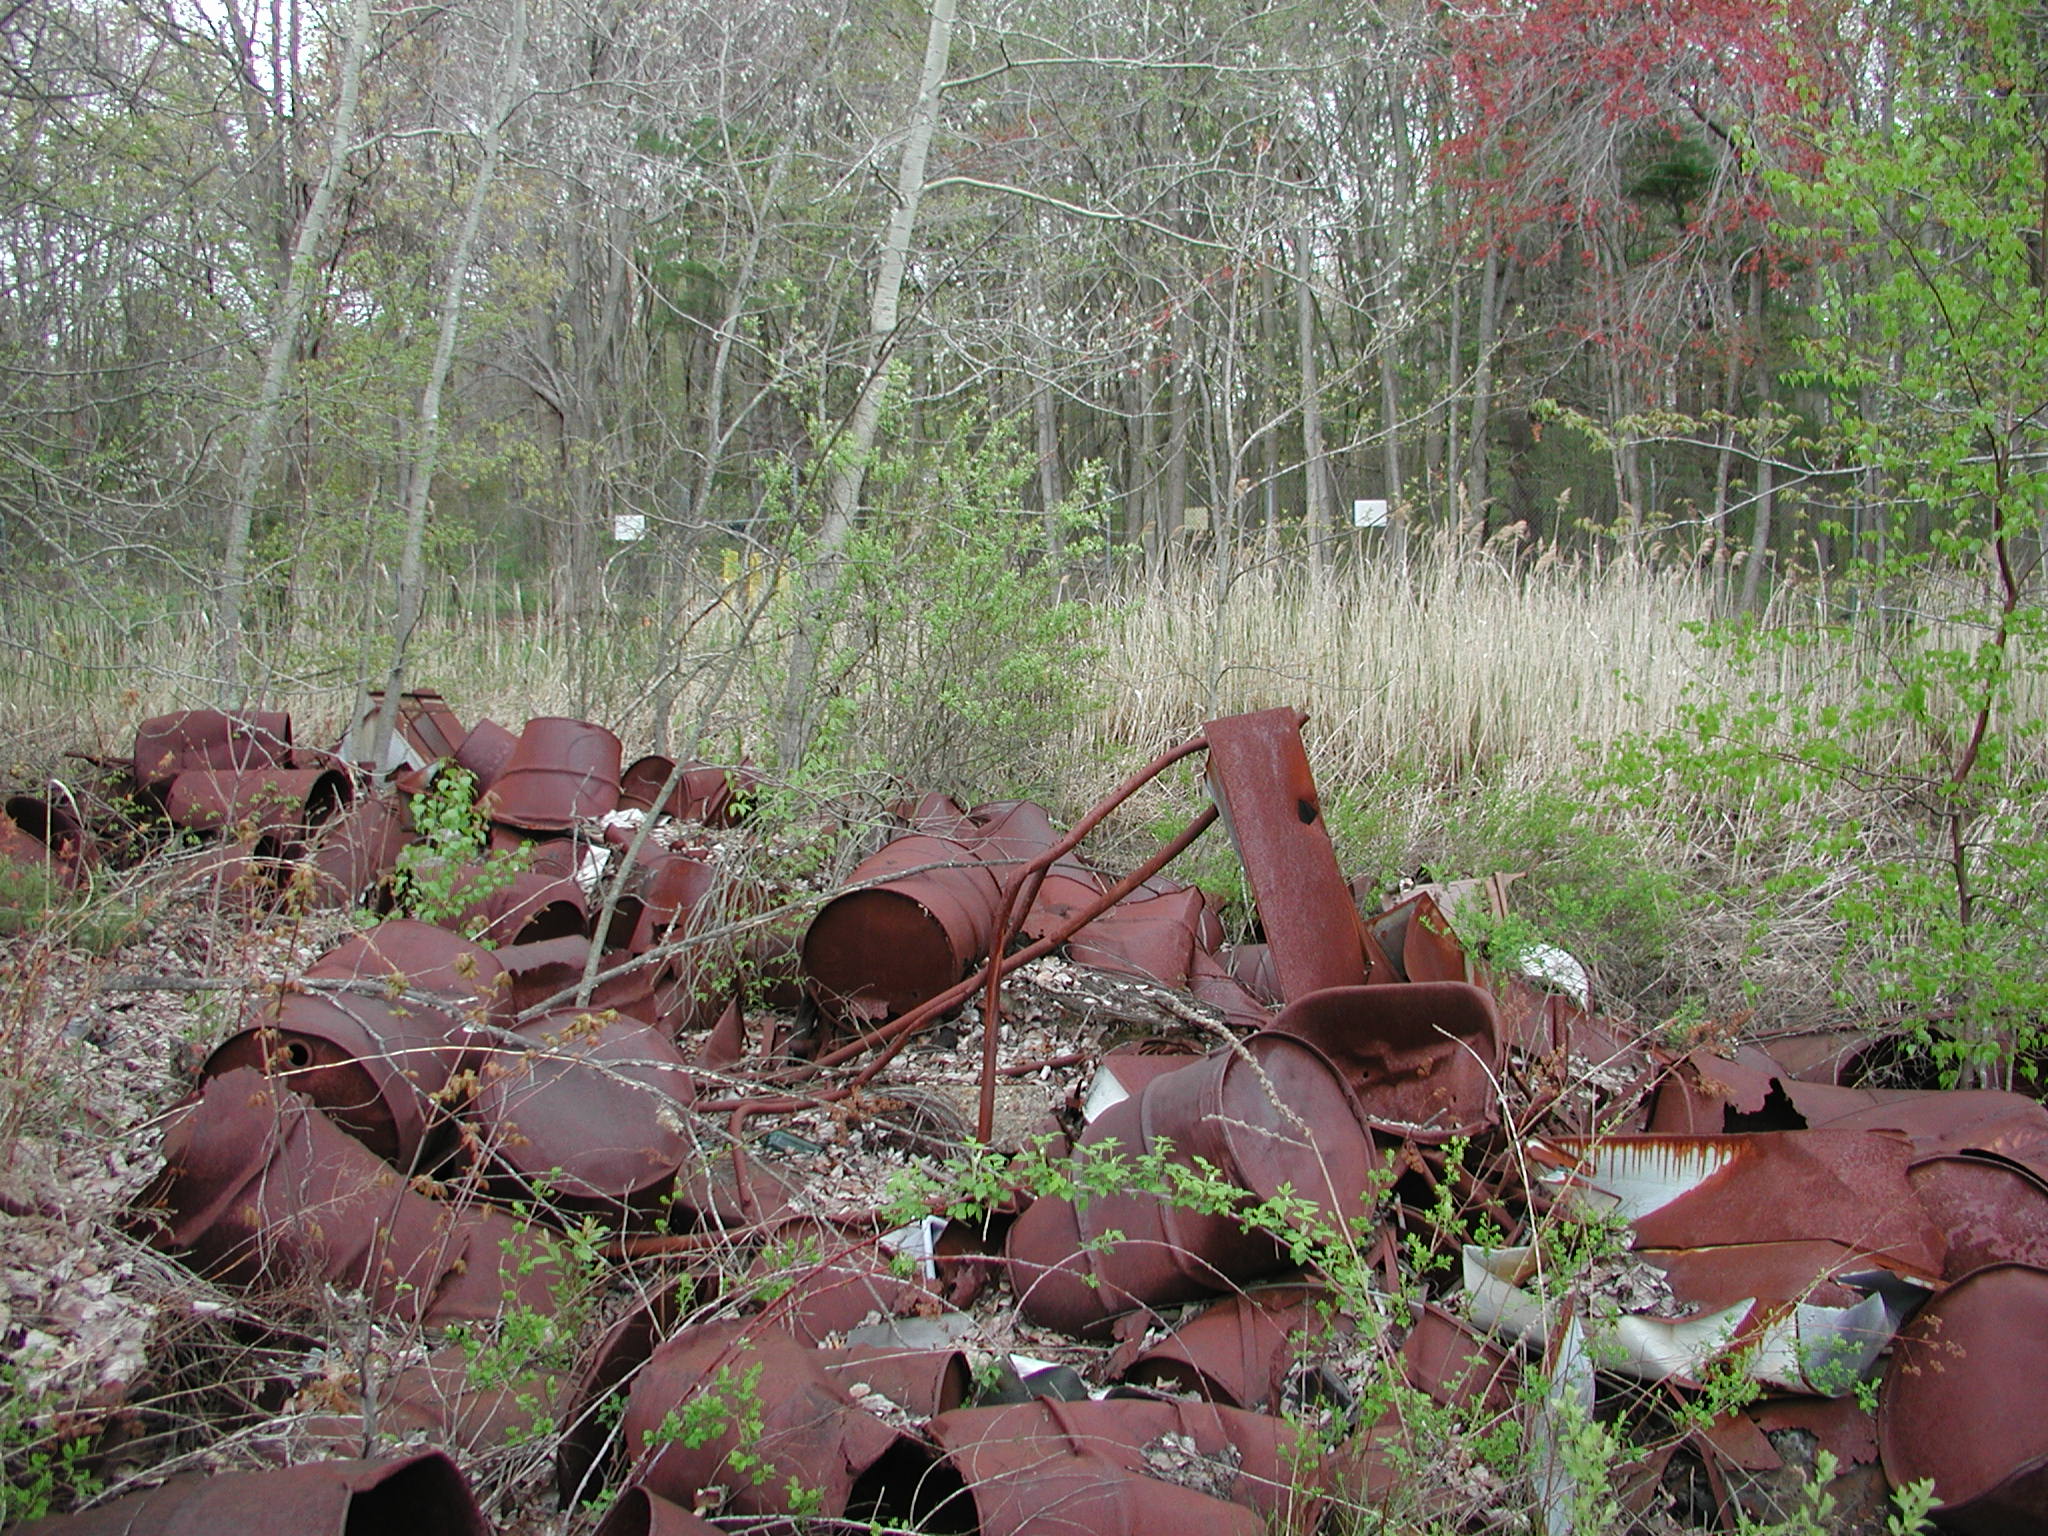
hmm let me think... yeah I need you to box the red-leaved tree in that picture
[1440,0,1852,546]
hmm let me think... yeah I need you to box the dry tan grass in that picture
[0,536,1896,787]
[1087,539,1828,785]
[8,537,2040,1041]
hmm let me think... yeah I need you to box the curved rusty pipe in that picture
[980,735,1211,974]
[969,801,1219,1139]
[698,803,1219,1124]
[975,736,1212,1142]
[848,801,1218,1102]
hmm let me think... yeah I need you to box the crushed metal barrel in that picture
[28,696,2048,1535]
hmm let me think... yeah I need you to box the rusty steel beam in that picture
[1201,709,1366,1002]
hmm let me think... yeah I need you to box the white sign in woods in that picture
[1352,499,1388,529]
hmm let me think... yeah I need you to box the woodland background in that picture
[2,0,2046,1065]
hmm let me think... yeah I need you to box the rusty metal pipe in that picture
[976,799,1218,1139]
[977,734,1210,971]
[697,806,1217,1146]
[972,739,1211,1141]
[771,801,1218,1081]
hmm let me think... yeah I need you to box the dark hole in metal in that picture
[1296,798,1317,824]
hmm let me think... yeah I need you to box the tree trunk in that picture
[214,0,373,703]
[1163,308,1190,557]
[774,0,957,767]
[1740,260,1773,611]
[1126,360,1154,549]
[1297,227,1331,571]
[371,0,526,765]
[1256,256,1279,563]
[1742,440,1775,612]
[1029,265,1065,555]
[693,131,799,530]
[1380,64,1412,567]
[1441,265,1462,525]
[1463,246,1501,537]
[1710,299,1742,587]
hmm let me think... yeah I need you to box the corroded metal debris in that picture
[31,697,2048,1533]
[1878,1262,2048,1534]
[13,1451,490,1536]
[138,1068,559,1326]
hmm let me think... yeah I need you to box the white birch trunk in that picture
[372,0,528,765]
[214,0,373,704]
[774,0,958,766]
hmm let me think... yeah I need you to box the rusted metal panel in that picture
[341,691,466,772]
[374,689,465,762]
[2,792,94,885]
[132,709,293,795]
[1650,1051,2048,1186]
[966,798,1064,879]
[164,766,351,847]
[1790,1088,2048,1185]
[591,1487,728,1536]
[624,849,718,954]
[923,1397,1324,1536]
[1368,891,1471,985]
[1270,981,1503,1142]
[1066,884,1203,985]
[480,716,623,831]
[139,1068,557,1326]
[1185,949,1280,1029]
[1117,1284,1351,1413]
[0,806,61,881]
[618,755,760,827]
[11,1450,488,1536]
[802,831,1002,1024]
[620,1323,923,1522]
[1080,1045,1204,1123]
[618,754,678,815]
[452,716,519,790]
[1909,1154,2048,1278]
[1533,1131,1947,1280]
[1201,708,1367,1001]
[1222,942,1281,1004]
[1879,1262,2048,1534]
[468,1008,700,1213]
[1756,1029,1887,1086]
[819,1343,972,1417]
[747,1215,954,1343]
[1006,1032,1376,1336]
[299,790,414,909]
[1401,1302,1520,1414]
[1646,1240,1892,1311]
[202,920,504,1167]
[457,867,590,946]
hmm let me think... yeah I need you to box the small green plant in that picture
[1546,1392,1629,1536]
[647,1362,765,1454]
[1887,1474,1939,1535]
[444,1204,611,1447]
[641,1356,826,1515]
[1733,1449,1839,1536]
[390,765,528,936]
[0,1364,102,1525]
[1670,1348,1768,1433]
[0,865,139,955]
[772,416,1107,794]
[0,864,64,940]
